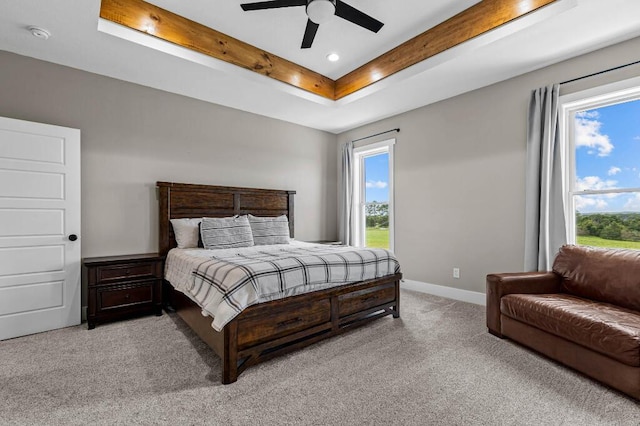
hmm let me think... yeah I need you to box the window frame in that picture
[353,138,395,251]
[559,76,640,244]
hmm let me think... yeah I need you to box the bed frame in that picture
[157,181,402,384]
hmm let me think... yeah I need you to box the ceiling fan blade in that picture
[335,1,383,33]
[301,19,319,49]
[241,0,306,11]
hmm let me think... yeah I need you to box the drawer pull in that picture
[124,294,130,299]
[277,317,303,328]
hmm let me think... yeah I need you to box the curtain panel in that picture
[339,141,354,246]
[524,84,568,271]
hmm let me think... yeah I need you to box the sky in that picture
[364,153,389,203]
[575,98,640,213]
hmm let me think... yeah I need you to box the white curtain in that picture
[339,141,354,246]
[524,84,568,271]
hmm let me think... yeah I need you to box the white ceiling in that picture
[1,0,640,134]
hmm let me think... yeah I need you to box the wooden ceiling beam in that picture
[99,0,335,99]
[334,0,558,99]
[100,0,558,101]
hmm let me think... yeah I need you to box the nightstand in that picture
[83,253,164,329]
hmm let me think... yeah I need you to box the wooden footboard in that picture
[166,272,402,384]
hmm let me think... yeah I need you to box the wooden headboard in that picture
[157,181,296,256]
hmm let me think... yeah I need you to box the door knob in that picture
[68,234,78,241]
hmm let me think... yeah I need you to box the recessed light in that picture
[28,26,51,40]
[326,53,340,62]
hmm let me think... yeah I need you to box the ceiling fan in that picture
[240,0,384,49]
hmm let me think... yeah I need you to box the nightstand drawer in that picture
[99,283,153,310]
[97,263,156,282]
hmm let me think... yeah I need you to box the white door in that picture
[0,117,81,340]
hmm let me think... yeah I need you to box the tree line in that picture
[366,202,389,228]
[577,212,640,242]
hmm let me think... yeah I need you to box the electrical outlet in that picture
[453,268,460,279]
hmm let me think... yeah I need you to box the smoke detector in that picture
[28,26,51,40]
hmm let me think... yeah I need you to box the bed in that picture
[158,181,402,384]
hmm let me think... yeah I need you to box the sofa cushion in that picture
[501,293,640,367]
[552,245,640,312]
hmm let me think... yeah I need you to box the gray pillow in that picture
[248,214,290,245]
[200,216,254,249]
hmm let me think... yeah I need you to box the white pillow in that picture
[248,214,291,245]
[170,218,202,249]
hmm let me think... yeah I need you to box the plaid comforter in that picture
[165,242,401,331]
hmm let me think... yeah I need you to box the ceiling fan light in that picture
[306,0,336,25]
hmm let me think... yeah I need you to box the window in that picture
[353,139,394,250]
[560,78,640,250]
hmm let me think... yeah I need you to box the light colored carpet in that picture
[0,289,637,425]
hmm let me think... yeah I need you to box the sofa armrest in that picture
[486,272,562,337]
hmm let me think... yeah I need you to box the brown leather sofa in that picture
[486,245,640,400]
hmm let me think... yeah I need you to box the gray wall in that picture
[338,36,640,294]
[0,51,338,258]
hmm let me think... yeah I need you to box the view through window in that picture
[569,97,640,249]
[364,152,390,249]
[353,140,394,250]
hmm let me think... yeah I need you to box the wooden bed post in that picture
[157,183,171,257]
[287,190,295,239]
[393,279,401,318]
[222,320,239,384]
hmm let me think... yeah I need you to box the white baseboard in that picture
[401,279,486,306]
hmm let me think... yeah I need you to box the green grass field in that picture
[577,235,640,250]
[364,230,640,250]
[365,230,640,250]
[366,227,389,249]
